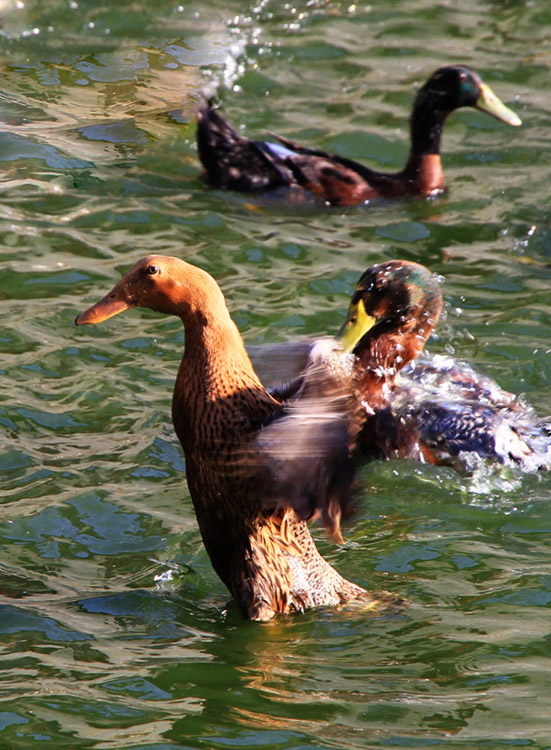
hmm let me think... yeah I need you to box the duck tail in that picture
[196,101,292,191]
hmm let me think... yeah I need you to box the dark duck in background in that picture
[196,65,521,206]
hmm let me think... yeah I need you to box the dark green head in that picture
[415,64,521,126]
[339,260,443,368]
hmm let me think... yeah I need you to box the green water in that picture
[1,0,551,748]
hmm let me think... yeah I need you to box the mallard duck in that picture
[197,65,521,206]
[75,256,376,621]
[339,261,551,470]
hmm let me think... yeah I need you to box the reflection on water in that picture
[1,0,551,747]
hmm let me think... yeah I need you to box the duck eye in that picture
[146,265,159,276]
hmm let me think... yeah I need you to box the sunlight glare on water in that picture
[1,0,550,748]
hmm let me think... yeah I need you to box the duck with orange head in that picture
[76,256,375,621]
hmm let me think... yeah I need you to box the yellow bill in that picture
[476,82,522,127]
[338,299,378,353]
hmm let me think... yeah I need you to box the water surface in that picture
[1,1,551,748]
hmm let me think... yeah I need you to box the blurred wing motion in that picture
[255,339,360,542]
[248,338,317,392]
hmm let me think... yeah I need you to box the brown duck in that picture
[197,65,521,206]
[76,256,376,621]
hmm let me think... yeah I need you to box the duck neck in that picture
[183,306,259,391]
[356,366,395,412]
[409,93,452,156]
[399,95,451,193]
[360,330,416,372]
[170,279,273,457]
[356,329,421,409]
[178,299,269,423]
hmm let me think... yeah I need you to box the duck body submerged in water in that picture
[76,256,373,621]
[338,261,551,471]
[197,65,521,206]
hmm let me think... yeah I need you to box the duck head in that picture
[338,260,443,372]
[416,64,521,127]
[75,255,226,326]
